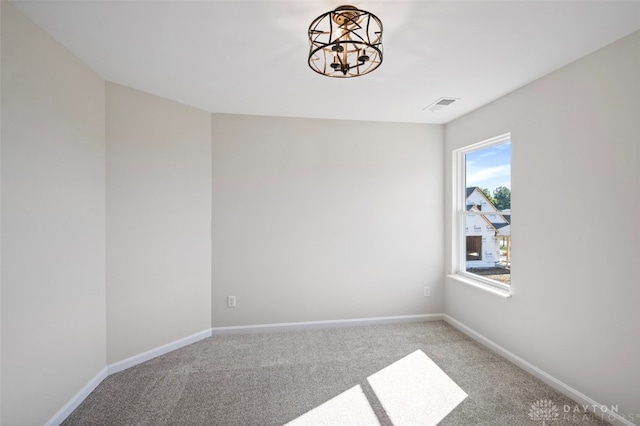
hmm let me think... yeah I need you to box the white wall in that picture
[444,31,640,418]
[106,83,212,364]
[1,3,106,425]
[6,0,636,421]
[1,2,4,420]
[212,114,443,327]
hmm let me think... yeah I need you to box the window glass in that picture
[458,138,511,286]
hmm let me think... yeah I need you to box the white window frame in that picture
[450,133,512,298]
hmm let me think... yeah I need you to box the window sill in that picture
[447,274,512,298]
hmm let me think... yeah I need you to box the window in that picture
[452,134,511,293]
[466,236,482,261]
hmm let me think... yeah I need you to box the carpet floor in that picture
[62,321,609,425]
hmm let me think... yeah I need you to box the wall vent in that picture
[423,97,460,113]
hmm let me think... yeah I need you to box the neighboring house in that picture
[465,187,511,268]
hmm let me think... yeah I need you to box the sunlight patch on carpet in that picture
[367,350,467,425]
[285,385,380,426]
[286,350,466,425]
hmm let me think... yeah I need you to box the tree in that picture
[493,186,511,210]
[480,188,497,206]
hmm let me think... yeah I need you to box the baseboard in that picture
[47,314,442,426]
[45,367,108,426]
[211,313,443,335]
[443,314,636,426]
[44,314,636,426]
[107,328,212,375]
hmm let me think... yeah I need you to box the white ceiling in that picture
[11,1,640,124]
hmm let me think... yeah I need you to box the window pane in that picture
[464,141,511,285]
[463,214,510,285]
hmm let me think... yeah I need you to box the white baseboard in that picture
[47,313,442,425]
[443,314,636,426]
[45,367,108,426]
[107,328,212,375]
[211,313,444,335]
[45,314,636,426]
[46,329,212,425]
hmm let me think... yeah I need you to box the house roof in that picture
[492,222,510,230]
[466,187,498,211]
[466,187,511,228]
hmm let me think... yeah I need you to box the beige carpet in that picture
[288,350,467,425]
[62,321,609,425]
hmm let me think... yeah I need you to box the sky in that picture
[465,142,511,193]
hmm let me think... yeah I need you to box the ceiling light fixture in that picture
[308,5,383,78]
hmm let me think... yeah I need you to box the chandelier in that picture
[308,5,383,78]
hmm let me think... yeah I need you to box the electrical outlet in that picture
[227,295,236,308]
[423,287,430,297]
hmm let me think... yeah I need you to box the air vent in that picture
[423,97,460,113]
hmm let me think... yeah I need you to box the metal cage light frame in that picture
[308,5,383,78]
